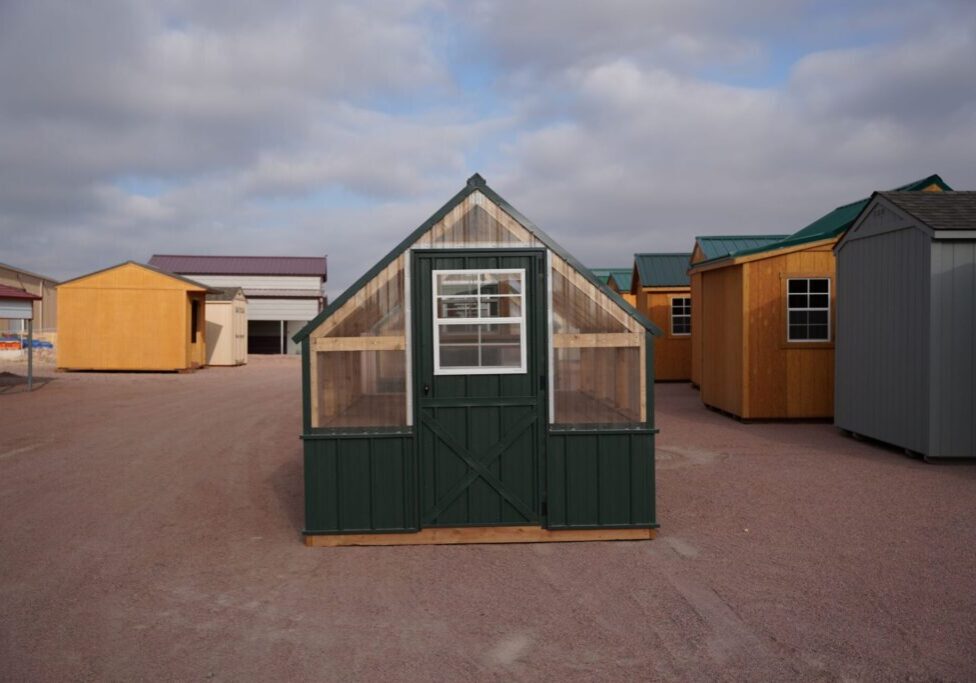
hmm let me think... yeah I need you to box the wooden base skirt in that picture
[304,525,656,547]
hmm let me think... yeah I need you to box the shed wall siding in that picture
[929,240,976,457]
[700,265,744,414]
[745,246,835,419]
[690,272,702,386]
[835,226,930,453]
[247,298,321,321]
[636,288,691,381]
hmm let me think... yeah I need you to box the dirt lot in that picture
[1,357,974,681]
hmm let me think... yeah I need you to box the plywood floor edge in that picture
[304,526,656,547]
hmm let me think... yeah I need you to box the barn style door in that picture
[412,250,547,527]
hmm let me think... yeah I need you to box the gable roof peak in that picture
[466,173,487,188]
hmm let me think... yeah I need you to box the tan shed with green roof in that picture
[688,174,950,420]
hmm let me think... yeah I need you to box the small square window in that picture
[670,297,691,336]
[786,278,830,342]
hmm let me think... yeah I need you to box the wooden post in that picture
[27,319,33,392]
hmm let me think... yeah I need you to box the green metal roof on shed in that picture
[693,235,789,262]
[591,268,633,288]
[693,174,952,268]
[634,253,692,288]
[294,175,660,342]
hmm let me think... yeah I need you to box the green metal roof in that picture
[694,174,952,267]
[608,271,633,291]
[634,253,692,288]
[294,175,661,342]
[694,235,789,262]
[590,268,633,289]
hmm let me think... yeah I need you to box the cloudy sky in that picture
[2,1,975,294]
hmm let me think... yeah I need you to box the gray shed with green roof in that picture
[294,175,661,546]
[835,191,976,459]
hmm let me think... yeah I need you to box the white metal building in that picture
[148,255,327,354]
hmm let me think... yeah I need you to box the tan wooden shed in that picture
[205,287,248,366]
[687,174,948,419]
[57,261,212,371]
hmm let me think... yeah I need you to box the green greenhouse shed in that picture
[294,175,661,546]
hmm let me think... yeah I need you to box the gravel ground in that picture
[1,357,974,681]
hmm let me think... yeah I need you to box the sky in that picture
[2,0,975,295]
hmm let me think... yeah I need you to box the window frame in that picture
[669,295,691,337]
[785,276,831,343]
[432,268,528,376]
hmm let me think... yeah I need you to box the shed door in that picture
[413,250,546,527]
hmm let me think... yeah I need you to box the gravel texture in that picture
[1,357,974,681]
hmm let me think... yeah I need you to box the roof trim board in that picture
[294,174,660,342]
[57,261,220,293]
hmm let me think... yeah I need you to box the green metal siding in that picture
[546,431,656,528]
[303,434,417,534]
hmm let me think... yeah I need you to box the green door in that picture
[412,250,547,527]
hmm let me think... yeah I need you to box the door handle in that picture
[423,383,430,395]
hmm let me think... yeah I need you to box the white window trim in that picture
[786,277,831,343]
[670,296,691,337]
[432,268,527,375]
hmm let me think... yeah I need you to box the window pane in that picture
[789,310,808,325]
[789,325,808,341]
[788,279,808,293]
[809,279,829,293]
[809,310,829,325]
[809,294,829,308]
[440,345,479,367]
[480,322,521,344]
[788,294,807,308]
[437,273,478,297]
[480,296,521,318]
[481,271,522,295]
[481,344,521,367]
[438,298,479,318]
[809,325,829,340]
[439,323,480,344]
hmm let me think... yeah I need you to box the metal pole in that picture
[280,320,285,355]
[27,318,33,392]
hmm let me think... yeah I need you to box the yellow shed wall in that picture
[57,263,204,371]
[637,286,692,381]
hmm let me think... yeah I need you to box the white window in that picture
[670,297,691,336]
[787,278,830,342]
[433,269,527,375]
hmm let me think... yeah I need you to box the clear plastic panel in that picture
[314,350,406,427]
[553,347,641,424]
[552,268,629,334]
[312,256,407,427]
[551,265,643,424]
[431,204,528,245]
[326,258,405,338]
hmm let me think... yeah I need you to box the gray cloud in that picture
[1,0,975,296]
